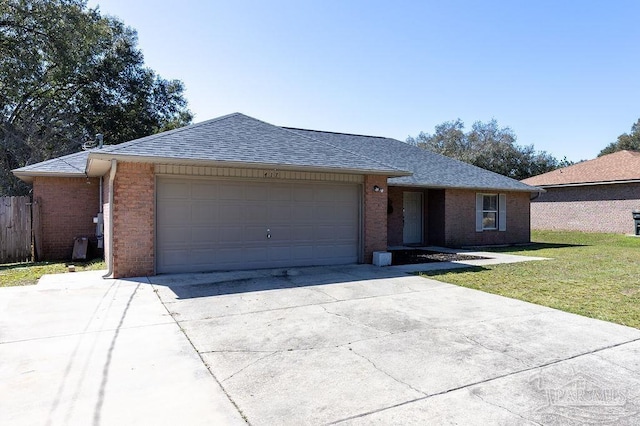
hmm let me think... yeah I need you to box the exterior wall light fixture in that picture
[373,185,384,193]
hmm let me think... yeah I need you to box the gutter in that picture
[86,152,412,178]
[102,159,117,279]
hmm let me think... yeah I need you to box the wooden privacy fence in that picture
[0,196,32,263]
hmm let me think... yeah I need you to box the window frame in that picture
[481,194,499,231]
[476,193,507,232]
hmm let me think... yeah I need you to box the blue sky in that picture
[87,0,640,162]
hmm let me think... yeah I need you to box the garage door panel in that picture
[157,181,190,199]
[313,205,336,221]
[293,187,314,201]
[161,227,190,244]
[244,226,268,242]
[268,204,292,221]
[270,185,292,201]
[218,184,246,200]
[192,182,218,199]
[218,226,245,241]
[192,202,218,223]
[157,204,191,223]
[245,186,267,201]
[291,225,314,241]
[157,177,360,273]
[191,227,218,243]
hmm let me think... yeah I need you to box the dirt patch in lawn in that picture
[390,249,489,266]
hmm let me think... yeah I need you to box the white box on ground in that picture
[373,251,392,267]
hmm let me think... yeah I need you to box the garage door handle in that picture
[267,229,271,239]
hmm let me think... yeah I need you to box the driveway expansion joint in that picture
[150,281,250,425]
[328,335,640,424]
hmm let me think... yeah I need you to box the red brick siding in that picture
[443,189,530,246]
[111,162,155,278]
[531,183,640,234]
[387,187,404,246]
[428,190,446,246]
[32,176,100,260]
[363,175,388,262]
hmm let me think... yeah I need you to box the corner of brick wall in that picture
[33,176,100,260]
[386,186,404,246]
[363,175,388,262]
[112,162,155,278]
[444,189,530,246]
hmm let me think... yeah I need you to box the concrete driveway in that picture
[2,264,640,425]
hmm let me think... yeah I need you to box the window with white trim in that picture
[476,193,506,232]
[482,194,498,230]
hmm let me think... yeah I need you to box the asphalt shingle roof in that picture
[92,113,405,175]
[285,128,539,192]
[13,151,89,176]
[13,112,540,192]
[522,150,640,186]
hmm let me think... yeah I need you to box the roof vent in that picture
[82,133,104,150]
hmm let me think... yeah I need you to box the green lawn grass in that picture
[0,259,106,287]
[420,230,640,328]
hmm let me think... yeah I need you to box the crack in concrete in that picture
[328,336,640,425]
[591,351,640,377]
[221,351,278,382]
[349,347,427,397]
[319,305,393,336]
[440,325,530,367]
[472,392,543,425]
[305,286,340,302]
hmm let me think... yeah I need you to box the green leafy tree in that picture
[407,119,566,180]
[0,0,192,195]
[599,118,640,156]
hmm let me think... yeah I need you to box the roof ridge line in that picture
[101,113,243,153]
[282,126,390,140]
[278,124,407,173]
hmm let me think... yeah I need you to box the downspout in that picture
[96,134,104,249]
[102,159,117,278]
[530,190,542,201]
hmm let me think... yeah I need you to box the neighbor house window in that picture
[476,193,506,232]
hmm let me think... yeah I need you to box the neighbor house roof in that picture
[522,150,640,187]
[285,128,539,192]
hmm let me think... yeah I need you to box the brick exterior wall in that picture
[387,187,404,246]
[363,175,388,262]
[530,183,640,234]
[32,176,100,260]
[443,189,530,247]
[111,162,155,278]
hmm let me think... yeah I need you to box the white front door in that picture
[403,191,423,245]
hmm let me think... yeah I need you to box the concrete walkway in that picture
[2,255,640,425]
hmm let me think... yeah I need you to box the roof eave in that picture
[388,181,544,193]
[12,170,87,183]
[86,152,412,177]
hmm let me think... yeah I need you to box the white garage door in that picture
[156,177,361,273]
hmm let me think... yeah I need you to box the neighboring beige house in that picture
[14,113,539,278]
[522,150,640,234]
